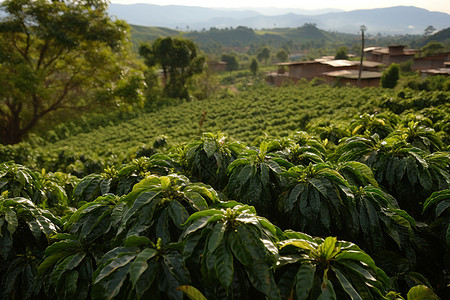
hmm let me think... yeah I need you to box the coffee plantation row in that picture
[1,85,448,178]
[1,109,449,299]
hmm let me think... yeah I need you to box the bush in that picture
[381,64,400,88]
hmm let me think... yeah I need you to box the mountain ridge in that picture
[109,4,450,35]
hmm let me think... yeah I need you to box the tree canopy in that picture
[139,37,205,100]
[257,46,271,64]
[334,46,348,59]
[276,49,289,62]
[221,53,239,71]
[0,0,145,145]
[381,63,400,88]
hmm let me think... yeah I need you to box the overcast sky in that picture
[110,0,450,14]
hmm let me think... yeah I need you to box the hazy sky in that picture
[110,0,450,14]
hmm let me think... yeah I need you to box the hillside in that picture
[16,85,395,166]
[110,4,450,35]
[130,24,342,52]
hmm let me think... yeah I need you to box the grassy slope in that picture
[43,85,392,156]
[130,24,342,50]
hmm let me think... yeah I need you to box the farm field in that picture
[1,83,449,299]
[5,85,396,172]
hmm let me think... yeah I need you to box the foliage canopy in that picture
[0,0,145,145]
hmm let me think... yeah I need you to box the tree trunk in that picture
[0,116,24,145]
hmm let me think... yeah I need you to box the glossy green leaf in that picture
[332,267,362,300]
[296,263,316,300]
[246,260,280,299]
[214,241,234,291]
[5,208,18,236]
[103,263,132,300]
[135,260,158,297]
[160,176,171,189]
[208,222,225,253]
[94,253,136,284]
[184,191,208,211]
[66,252,87,271]
[168,200,189,229]
[182,209,222,226]
[65,270,79,298]
[129,248,157,288]
[228,230,253,266]
[280,239,315,251]
[286,183,305,212]
[406,285,438,300]
[317,279,337,300]
[203,140,216,158]
[335,250,376,270]
[177,285,207,300]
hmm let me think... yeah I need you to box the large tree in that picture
[139,37,205,100]
[0,0,144,145]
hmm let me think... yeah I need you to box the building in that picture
[266,58,382,87]
[412,52,450,71]
[322,70,382,87]
[208,60,227,72]
[364,45,419,65]
[419,68,450,78]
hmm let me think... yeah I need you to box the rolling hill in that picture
[109,4,450,35]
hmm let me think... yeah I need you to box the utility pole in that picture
[358,25,366,88]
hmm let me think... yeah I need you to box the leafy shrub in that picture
[225,141,291,219]
[0,197,60,299]
[381,64,400,89]
[277,233,390,299]
[181,202,281,299]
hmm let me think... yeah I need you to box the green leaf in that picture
[184,192,208,211]
[135,260,158,298]
[280,239,315,251]
[335,250,376,270]
[129,248,157,288]
[418,168,432,191]
[317,279,337,300]
[160,176,171,189]
[235,164,254,192]
[435,200,450,218]
[208,222,225,253]
[65,270,79,298]
[182,209,222,226]
[338,260,376,282]
[332,267,362,300]
[203,140,216,158]
[177,285,207,300]
[214,241,234,291]
[406,285,438,300]
[66,252,87,270]
[94,253,136,285]
[163,251,190,284]
[51,254,77,286]
[124,235,152,248]
[296,263,316,300]
[423,189,450,212]
[5,208,18,236]
[237,225,266,261]
[246,261,281,299]
[286,183,305,212]
[26,218,42,240]
[103,263,132,300]
[321,237,338,260]
[100,178,112,195]
[168,200,189,229]
[228,230,252,266]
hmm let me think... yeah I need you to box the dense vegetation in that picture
[1,82,449,299]
[1,1,449,299]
